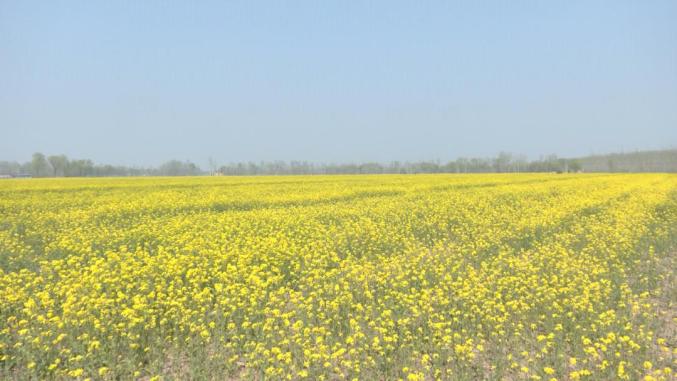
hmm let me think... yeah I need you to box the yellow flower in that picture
[68,368,84,377]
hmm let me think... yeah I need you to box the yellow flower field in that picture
[1,174,675,380]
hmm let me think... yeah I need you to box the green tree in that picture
[47,155,69,177]
[31,152,48,177]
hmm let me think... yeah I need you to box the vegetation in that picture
[1,174,675,380]
[2,149,675,178]
[576,149,677,173]
[215,154,581,176]
[0,154,202,178]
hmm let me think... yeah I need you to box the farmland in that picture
[1,174,676,380]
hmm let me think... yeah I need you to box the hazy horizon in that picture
[4,147,677,169]
[2,1,676,167]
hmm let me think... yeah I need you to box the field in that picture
[1,174,676,380]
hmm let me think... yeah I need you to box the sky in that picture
[1,1,676,167]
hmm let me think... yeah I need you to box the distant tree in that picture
[31,152,49,177]
[493,152,513,172]
[65,159,94,177]
[456,158,469,173]
[47,155,69,177]
[0,161,22,176]
[208,157,218,175]
[159,160,202,176]
[159,160,182,176]
[514,154,528,172]
[568,159,582,172]
[359,162,384,174]
[544,154,561,172]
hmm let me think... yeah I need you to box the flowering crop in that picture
[1,174,676,380]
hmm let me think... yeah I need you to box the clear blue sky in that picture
[1,1,676,166]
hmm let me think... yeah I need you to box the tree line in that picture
[219,149,677,175]
[2,149,674,178]
[0,151,583,177]
[216,153,581,175]
[0,153,201,177]
[576,149,677,173]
